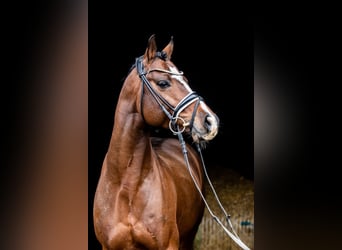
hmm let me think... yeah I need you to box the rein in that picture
[136,54,250,250]
[176,128,251,250]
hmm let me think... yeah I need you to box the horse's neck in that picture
[107,97,151,176]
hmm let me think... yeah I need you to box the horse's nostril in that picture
[205,115,213,131]
[205,115,219,133]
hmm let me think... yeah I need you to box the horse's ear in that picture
[162,36,174,60]
[144,34,157,62]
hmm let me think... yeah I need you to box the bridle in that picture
[135,53,251,250]
[135,54,202,134]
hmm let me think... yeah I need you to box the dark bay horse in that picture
[93,35,220,250]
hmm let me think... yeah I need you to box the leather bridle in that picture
[135,54,202,134]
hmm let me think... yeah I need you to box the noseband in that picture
[136,55,202,134]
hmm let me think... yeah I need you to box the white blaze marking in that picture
[168,65,192,92]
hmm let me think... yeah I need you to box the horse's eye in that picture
[157,80,170,89]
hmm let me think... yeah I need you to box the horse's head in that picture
[135,34,219,145]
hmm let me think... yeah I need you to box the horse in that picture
[93,34,220,250]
